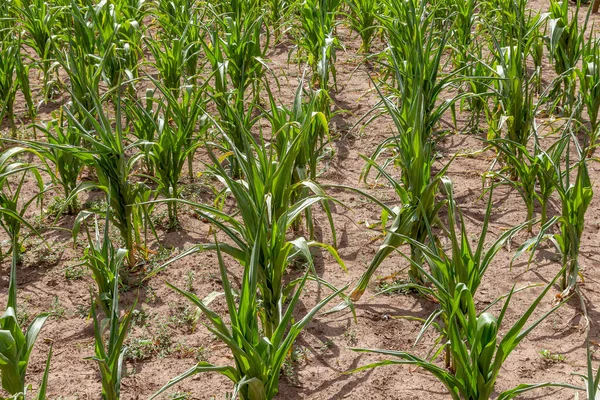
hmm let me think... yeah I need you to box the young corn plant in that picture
[146,115,348,337]
[0,37,20,135]
[297,0,341,91]
[486,138,539,233]
[28,110,84,215]
[345,0,380,53]
[546,0,590,112]
[0,147,47,261]
[151,240,347,400]
[577,34,600,157]
[79,0,142,90]
[0,230,51,397]
[379,178,528,368]
[62,88,153,268]
[145,33,187,96]
[518,136,593,292]
[123,89,163,176]
[534,133,568,226]
[147,81,209,224]
[80,209,128,318]
[13,0,63,100]
[267,0,291,40]
[266,81,332,236]
[201,3,270,175]
[89,276,136,400]
[57,40,102,125]
[348,0,462,296]
[349,268,573,400]
[485,10,541,156]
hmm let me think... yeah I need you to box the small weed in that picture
[131,309,148,327]
[344,329,358,346]
[65,264,85,280]
[169,302,200,332]
[185,271,195,293]
[50,296,65,319]
[539,349,566,363]
[171,342,207,362]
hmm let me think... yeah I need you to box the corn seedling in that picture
[379,178,528,367]
[153,0,203,83]
[0,37,20,136]
[349,267,573,400]
[348,0,461,293]
[546,0,590,112]
[297,0,341,90]
[0,233,51,397]
[486,138,540,232]
[13,0,63,100]
[0,147,48,261]
[577,34,600,157]
[145,34,186,96]
[89,275,137,400]
[80,209,128,318]
[151,239,347,400]
[267,0,291,40]
[28,110,84,215]
[62,88,154,268]
[57,40,102,125]
[485,6,542,155]
[266,81,332,236]
[123,89,163,176]
[146,115,348,337]
[147,81,209,224]
[516,134,593,292]
[346,0,380,53]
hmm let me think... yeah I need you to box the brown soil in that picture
[1,1,600,399]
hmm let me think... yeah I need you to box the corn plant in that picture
[0,234,51,397]
[349,268,572,400]
[78,209,128,318]
[345,0,379,53]
[485,9,542,155]
[486,138,539,232]
[297,0,341,90]
[0,37,20,135]
[266,0,291,39]
[534,134,568,226]
[123,89,163,176]
[68,0,142,91]
[212,2,270,99]
[0,147,47,261]
[154,0,202,82]
[145,34,186,96]
[379,178,528,367]
[146,81,209,224]
[201,3,270,176]
[62,88,153,268]
[449,0,476,69]
[577,34,600,157]
[57,41,102,125]
[89,276,136,400]
[348,0,461,294]
[546,0,590,112]
[13,0,63,100]
[27,111,84,215]
[151,240,346,400]
[518,136,593,292]
[266,82,332,237]
[146,114,348,336]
